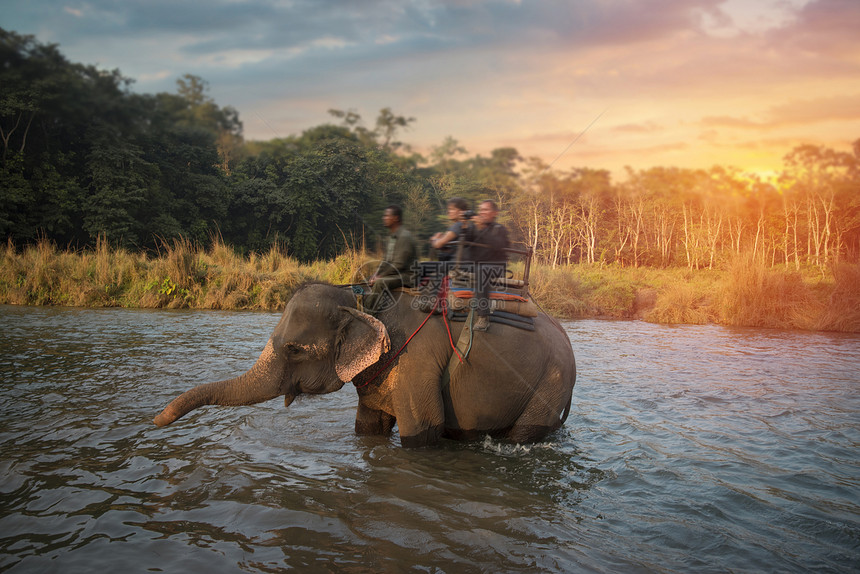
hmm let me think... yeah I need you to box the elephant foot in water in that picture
[399,424,445,448]
[354,403,396,436]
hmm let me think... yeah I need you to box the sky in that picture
[5,0,860,179]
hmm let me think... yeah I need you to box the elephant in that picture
[153,282,576,447]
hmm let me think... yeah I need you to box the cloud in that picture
[4,0,858,177]
[701,116,766,129]
[136,70,173,82]
[613,122,664,134]
[701,95,860,130]
[771,0,860,52]
[768,94,860,125]
[8,1,843,100]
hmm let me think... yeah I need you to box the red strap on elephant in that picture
[354,278,446,388]
[437,276,464,363]
[440,282,464,365]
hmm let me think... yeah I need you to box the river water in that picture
[0,305,858,573]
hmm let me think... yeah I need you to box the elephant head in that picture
[153,284,389,427]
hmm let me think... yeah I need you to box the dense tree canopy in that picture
[2,28,858,267]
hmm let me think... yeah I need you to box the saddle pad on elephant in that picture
[448,288,527,302]
[449,310,536,331]
[447,289,539,318]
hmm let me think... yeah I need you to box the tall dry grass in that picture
[527,263,664,318]
[528,263,719,321]
[1,236,147,307]
[524,256,859,332]
[644,268,720,325]
[0,236,369,311]
[2,239,857,332]
[645,282,713,324]
[717,253,817,330]
[528,264,591,317]
[813,262,860,332]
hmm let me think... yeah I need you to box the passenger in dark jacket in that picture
[463,199,508,331]
[430,197,470,262]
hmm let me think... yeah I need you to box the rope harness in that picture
[351,276,479,389]
[353,277,464,388]
[342,245,542,390]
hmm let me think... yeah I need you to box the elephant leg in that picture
[400,425,444,448]
[393,377,445,448]
[506,368,572,443]
[355,402,396,436]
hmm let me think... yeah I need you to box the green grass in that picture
[1,238,857,332]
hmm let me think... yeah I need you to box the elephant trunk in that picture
[153,339,285,427]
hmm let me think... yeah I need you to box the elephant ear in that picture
[335,307,390,383]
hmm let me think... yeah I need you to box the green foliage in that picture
[157,277,177,296]
[227,134,391,261]
[0,29,235,251]
[1,26,858,277]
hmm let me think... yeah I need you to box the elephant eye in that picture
[283,343,306,359]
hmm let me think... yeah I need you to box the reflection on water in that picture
[0,306,858,572]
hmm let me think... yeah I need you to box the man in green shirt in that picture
[366,205,417,312]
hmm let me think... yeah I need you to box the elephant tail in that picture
[559,392,572,425]
[559,353,576,426]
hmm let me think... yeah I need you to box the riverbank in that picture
[2,239,858,332]
[529,257,860,332]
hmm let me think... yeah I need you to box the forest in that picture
[2,28,859,331]
[3,27,859,267]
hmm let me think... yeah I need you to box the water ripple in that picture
[1,307,858,572]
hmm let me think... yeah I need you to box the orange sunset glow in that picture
[6,0,859,179]
[2,0,860,335]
